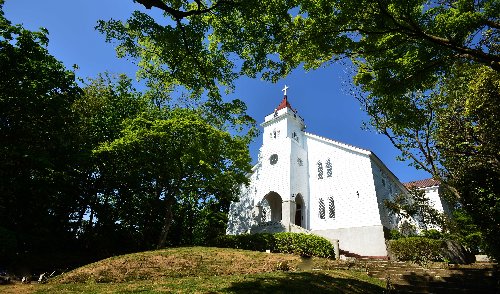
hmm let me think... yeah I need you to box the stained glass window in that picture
[326,158,332,177]
[328,197,335,219]
[319,198,325,219]
[317,161,323,179]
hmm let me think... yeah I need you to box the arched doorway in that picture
[295,194,304,227]
[262,192,282,222]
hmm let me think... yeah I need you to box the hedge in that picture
[388,237,446,265]
[214,232,335,258]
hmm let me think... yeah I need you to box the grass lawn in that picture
[1,247,385,293]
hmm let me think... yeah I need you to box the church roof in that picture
[276,96,294,112]
[404,178,440,188]
[305,132,371,155]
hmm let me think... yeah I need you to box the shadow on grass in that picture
[222,271,385,293]
[393,267,499,293]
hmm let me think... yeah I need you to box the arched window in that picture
[317,161,323,179]
[319,198,325,219]
[326,158,332,177]
[328,197,335,219]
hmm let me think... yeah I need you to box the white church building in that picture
[226,89,448,258]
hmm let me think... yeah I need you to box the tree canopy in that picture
[98,0,498,91]
[0,0,255,271]
[93,108,252,248]
[0,1,83,257]
[435,64,500,259]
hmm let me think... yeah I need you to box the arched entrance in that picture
[295,194,304,227]
[262,192,282,222]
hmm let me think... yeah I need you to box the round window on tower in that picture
[269,154,278,165]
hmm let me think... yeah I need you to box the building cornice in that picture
[304,132,371,156]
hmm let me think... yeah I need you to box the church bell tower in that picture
[257,85,309,229]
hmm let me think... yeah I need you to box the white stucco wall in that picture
[423,186,446,213]
[312,226,388,257]
[305,134,383,231]
[369,157,408,231]
[290,141,310,228]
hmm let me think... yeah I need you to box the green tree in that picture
[74,73,147,151]
[447,208,485,254]
[436,64,500,259]
[70,74,149,252]
[0,0,82,258]
[73,76,254,250]
[94,108,252,248]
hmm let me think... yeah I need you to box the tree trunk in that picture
[157,195,176,249]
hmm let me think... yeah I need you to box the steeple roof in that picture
[276,95,294,111]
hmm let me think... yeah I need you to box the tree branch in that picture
[135,0,227,20]
[376,0,500,71]
[485,19,500,30]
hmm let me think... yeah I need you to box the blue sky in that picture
[4,0,431,183]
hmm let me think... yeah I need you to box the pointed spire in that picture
[276,85,294,111]
[276,96,293,111]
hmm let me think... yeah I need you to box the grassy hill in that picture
[2,246,385,293]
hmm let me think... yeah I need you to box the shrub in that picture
[274,233,335,258]
[214,233,335,258]
[388,237,446,265]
